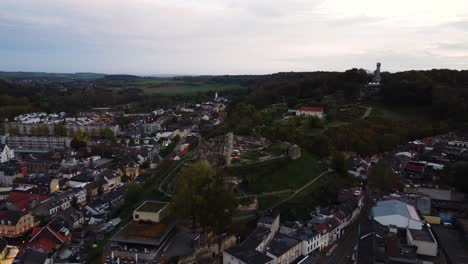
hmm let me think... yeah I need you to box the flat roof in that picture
[225,245,273,264]
[110,220,175,246]
[409,229,434,242]
[267,233,300,257]
[135,201,168,213]
[372,200,421,221]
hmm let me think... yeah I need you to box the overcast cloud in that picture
[1,0,467,74]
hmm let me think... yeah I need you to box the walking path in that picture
[362,107,373,119]
[268,168,333,210]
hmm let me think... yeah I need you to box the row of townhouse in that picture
[223,187,365,264]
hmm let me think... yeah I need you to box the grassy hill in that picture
[226,151,324,194]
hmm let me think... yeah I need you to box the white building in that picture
[406,228,438,257]
[266,233,302,264]
[287,229,321,256]
[372,200,424,230]
[0,144,14,163]
[1,135,70,153]
[288,107,324,119]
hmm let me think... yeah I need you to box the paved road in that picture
[317,195,372,264]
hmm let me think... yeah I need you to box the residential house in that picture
[266,233,302,264]
[6,191,48,211]
[0,165,23,187]
[59,208,85,229]
[0,210,34,237]
[60,165,82,179]
[287,229,321,256]
[29,217,72,254]
[99,169,121,189]
[32,190,75,218]
[223,246,273,264]
[14,176,60,194]
[84,181,100,202]
[85,186,125,216]
[125,163,139,180]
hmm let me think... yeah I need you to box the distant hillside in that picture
[0,71,106,81]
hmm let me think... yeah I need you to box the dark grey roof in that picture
[225,245,273,264]
[1,210,27,224]
[267,233,300,257]
[241,227,271,250]
[18,248,48,264]
[287,228,319,241]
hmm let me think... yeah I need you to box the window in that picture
[135,214,139,219]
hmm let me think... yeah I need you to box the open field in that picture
[226,152,324,194]
[141,83,245,95]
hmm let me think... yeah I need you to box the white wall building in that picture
[0,144,14,163]
[406,228,438,256]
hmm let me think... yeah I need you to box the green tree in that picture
[54,122,67,136]
[124,183,143,205]
[70,137,86,150]
[100,127,115,140]
[368,161,397,191]
[171,161,236,234]
[160,142,176,157]
[8,126,19,136]
[140,160,150,169]
[172,135,181,143]
[305,116,323,129]
[440,162,468,193]
[74,128,88,140]
[331,152,351,175]
[38,125,50,136]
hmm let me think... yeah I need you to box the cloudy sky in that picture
[1,0,468,75]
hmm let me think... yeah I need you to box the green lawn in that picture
[241,150,265,161]
[264,143,283,156]
[227,152,323,194]
[276,174,358,221]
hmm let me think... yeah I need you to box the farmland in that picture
[97,77,246,95]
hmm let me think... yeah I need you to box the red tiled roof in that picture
[178,145,190,158]
[30,235,57,252]
[299,106,323,112]
[333,212,346,221]
[313,223,329,233]
[405,162,425,173]
[30,218,72,246]
[7,192,48,211]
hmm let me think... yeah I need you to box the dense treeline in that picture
[0,77,248,119]
[381,69,468,123]
[204,69,468,156]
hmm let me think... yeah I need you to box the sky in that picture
[1,0,468,75]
